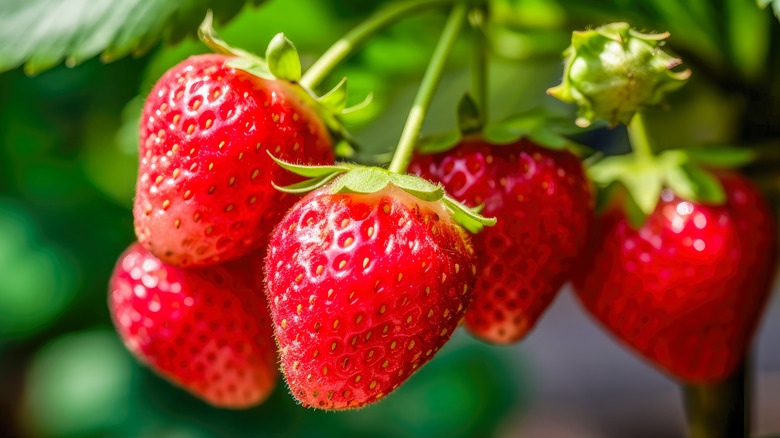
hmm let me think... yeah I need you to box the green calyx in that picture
[548,22,691,128]
[415,107,591,155]
[198,10,278,81]
[267,152,496,233]
[589,147,755,227]
[198,11,371,155]
[265,33,301,82]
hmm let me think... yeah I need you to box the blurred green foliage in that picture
[18,330,524,438]
[0,0,778,437]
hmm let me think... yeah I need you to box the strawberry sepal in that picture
[265,33,302,82]
[267,153,496,233]
[457,93,484,135]
[589,147,755,226]
[415,108,593,156]
[198,12,365,155]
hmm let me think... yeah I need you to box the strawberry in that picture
[409,138,593,343]
[133,53,334,268]
[573,172,777,383]
[108,243,278,408]
[265,182,477,409]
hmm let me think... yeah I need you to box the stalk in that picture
[683,360,750,438]
[469,4,488,127]
[627,111,655,160]
[387,2,467,174]
[299,0,456,90]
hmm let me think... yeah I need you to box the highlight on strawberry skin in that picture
[109,244,278,409]
[265,182,477,410]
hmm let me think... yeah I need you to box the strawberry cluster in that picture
[108,15,778,417]
[109,22,490,409]
[110,52,335,407]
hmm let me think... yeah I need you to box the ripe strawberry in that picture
[134,53,334,268]
[265,183,476,409]
[573,172,777,382]
[409,138,593,343]
[109,243,278,408]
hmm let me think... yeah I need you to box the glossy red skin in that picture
[573,173,777,383]
[134,54,334,268]
[265,184,476,409]
[410,139,593,343]
[109,243,278,408]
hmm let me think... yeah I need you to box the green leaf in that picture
[225,57,275,80]
[199,11,275,79]
[389,174,445,202]
[590,155,664,216]
[341,92,374,115]
[331,168,391,194]
[318,77,348,113]
[272,172,343,194]
[663,166,698,201]
[587,155,636,185]
[482,126,522,144]
[678,147,756,167]
[457,93,483,134]
[757,0,780,22]
[526,129,568,150]
[483,111,574,149]
[594,181,621,213]
[265,33,301,82]
[442,196,497,234]
[623,190,649,229]
[415,131,463,154]
[198,10,245,57]
[621,170,663,215]
[678,164,726,204]
[0,0,264,74]
[727,0,771,80]
[334,139,357,159]
[266,151,349,178]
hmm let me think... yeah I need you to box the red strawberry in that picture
[573,172,777,382]
[264,183,476,409]
[109,243,278,408]
[409,138,593,343]
[134,54,334,268]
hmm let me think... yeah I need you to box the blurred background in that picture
[1,0,779,437]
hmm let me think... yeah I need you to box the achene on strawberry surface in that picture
[109,243,278,408]
[573,172,777,383]
[410,138,593,344]
[134,53,334,268]
[265,183,477,409]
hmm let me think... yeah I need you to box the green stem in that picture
[469,5,488,127]
[387,2,468,174]
[627,112,655,161]
[299,0,455,90]
[683,360,750,438]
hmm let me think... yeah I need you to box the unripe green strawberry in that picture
[548,22,689,127]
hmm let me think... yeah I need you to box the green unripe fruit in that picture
[548,22,690,127]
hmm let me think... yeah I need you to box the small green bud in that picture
[548,22,690,127]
